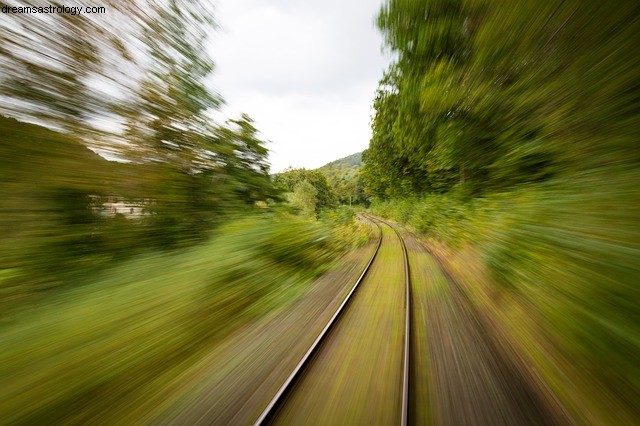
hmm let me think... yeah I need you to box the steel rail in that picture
[253,215,383,426]
[374,216,411,426]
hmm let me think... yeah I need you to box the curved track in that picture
[372,215,411,426]
[254,215,411,425]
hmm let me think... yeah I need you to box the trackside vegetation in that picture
[0,214,370,422]
[364,0,639,422]
[0,1,373,421]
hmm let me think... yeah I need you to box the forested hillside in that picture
[273,152,367,212]
[322,152,362,169]
[318,152,366,205]
[364,0,639,423]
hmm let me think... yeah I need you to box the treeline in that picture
[273,168,336,216]
[0,1,276,299]
[363,0,639,197]
[364,0,640,422]
[273,152,368,215]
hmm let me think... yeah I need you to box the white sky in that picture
[209,0,391,173]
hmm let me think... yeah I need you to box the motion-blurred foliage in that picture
[0,215,339,423]
[321,206,372,250]
[0,1,277,302]
[366,0,640,421]
[0,3,373,420]
[365,0,640,196]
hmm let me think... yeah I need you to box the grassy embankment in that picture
[0,212,370,423]
[371,171,640,424]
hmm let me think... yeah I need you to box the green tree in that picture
[365,0,640,420]
[0,0,280,293]
[124,0,221,166]
[290,181,318,217]
[365,0,565,195]
[119,0,277,244]
[213,114,276,206]
[0,1,154,140]
[274,168,336,213]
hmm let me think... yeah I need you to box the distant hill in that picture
[320,152,363,170]
[318,151,366,205]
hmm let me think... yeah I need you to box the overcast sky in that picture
[209,0,391,173]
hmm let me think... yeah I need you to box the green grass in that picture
[0,214,352,423]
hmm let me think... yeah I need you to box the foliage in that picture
[0,215,340,422]
[0,116,120,294]
[365,0,640,197]
[290,180,318,217]
[318,152,368,205]
[321,152,363,169]
[273,168,336,214]
[118,0,274,242]
[0,114,275,301]
[320,206,372,250]
[366,0,640,421]
[0,1,277,301]
[1,1,134,134]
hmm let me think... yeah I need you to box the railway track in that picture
[254,215,411,425]
[377,216,411,426]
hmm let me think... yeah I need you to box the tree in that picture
[115,0,279,243]
[290,181,318,217]
[274,168,336,214]
[213,114,276,206]
[1,0,280,266]
[364,0,579,196]
[0,1,156,141]
[123,0,221,166]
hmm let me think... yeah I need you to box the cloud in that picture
[209,0,391,172]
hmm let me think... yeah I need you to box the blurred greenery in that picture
[366,0,640,421]
[0,215,349,423]
[2,0,639,421]
[0,112,277,306]
[320,205,372,250]
[0,3,377,420]
[0,1,279,306]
